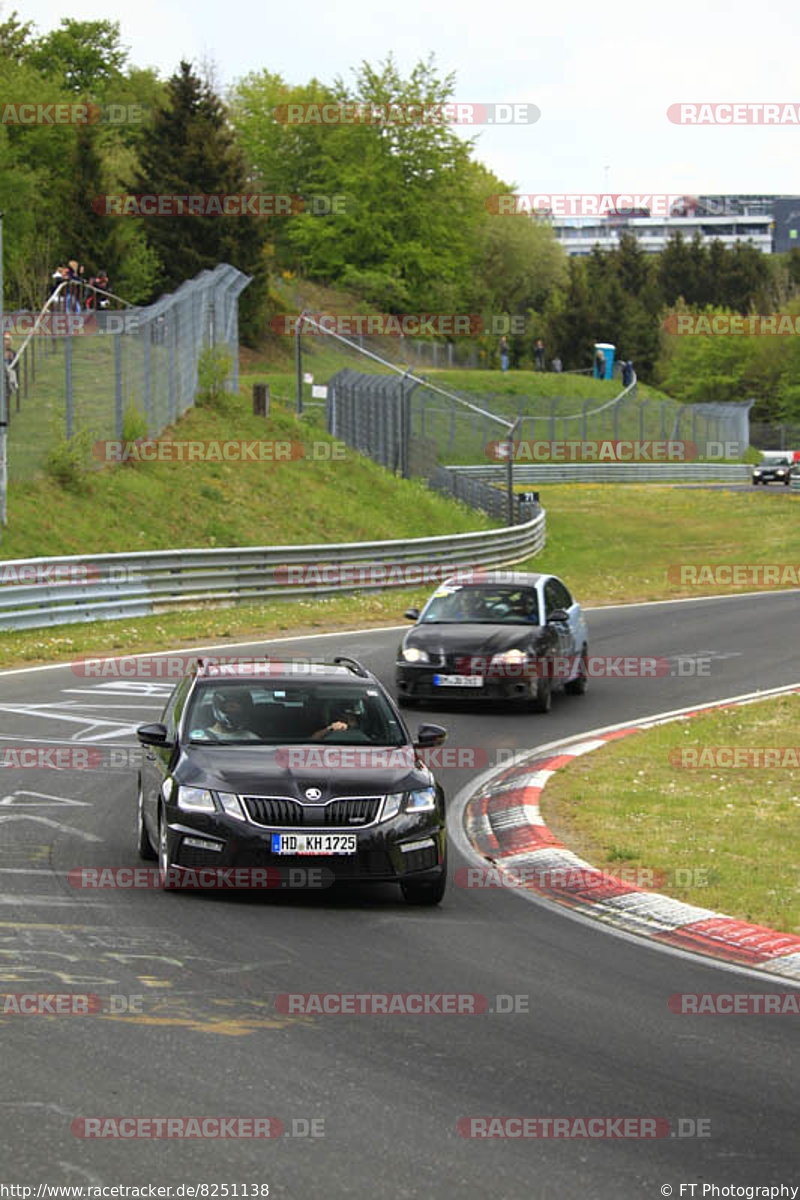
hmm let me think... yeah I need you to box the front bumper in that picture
[163,807,446,886]
[396,662,539,703]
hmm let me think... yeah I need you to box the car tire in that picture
[401,856,447,906]
[564,646,588,696]
[158,805,179,891]
[137,777,157,860]
[530,669,552,713]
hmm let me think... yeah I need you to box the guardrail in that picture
[791,472,800,491]
[0,513,546,631]
[447,463,751,484]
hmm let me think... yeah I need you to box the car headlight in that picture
[217,792,248,821]
[402,646,430,663]
[405,787,437,812]
[491,648,529,664]
[381,793,403,821]
[777,469,786,475]
[177,786,217,813]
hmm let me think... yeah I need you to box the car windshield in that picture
[762,455,791,465]
[184,683,406,746]
[419,584,540,624]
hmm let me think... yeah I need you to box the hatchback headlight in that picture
[381,788,437,819]
[218,792,248,821]
[177,786,216,813]
[406,787,437,812]
[491,648,529,664]
[381,793,403,821]
[402,646,430,663]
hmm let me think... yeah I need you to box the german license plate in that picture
[271,833,357,855]
[433,674,484,687]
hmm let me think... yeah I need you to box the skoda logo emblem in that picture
[305,787,323,801]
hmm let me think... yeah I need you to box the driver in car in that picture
[311,704,370,742]
[207,690,260,740]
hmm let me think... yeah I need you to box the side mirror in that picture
[415,723,447,749]
[404,607,420,621]
[137,722,173,748]
[548,608,569,624]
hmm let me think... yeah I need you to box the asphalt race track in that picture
[2,590,799,1199]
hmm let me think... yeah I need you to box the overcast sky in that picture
[11,0,800,196]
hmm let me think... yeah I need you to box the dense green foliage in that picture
[2,19,800,421]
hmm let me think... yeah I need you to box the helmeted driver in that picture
[208,689,259,740]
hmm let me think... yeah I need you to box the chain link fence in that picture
[3,263,250,485]
[750,421,800,451]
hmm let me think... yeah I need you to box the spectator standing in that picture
[534,339,545,371]
[499,335,509,373]
[4,334,18,396]
[621,359,634,387]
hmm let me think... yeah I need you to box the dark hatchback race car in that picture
[395,571,589,712]
[136,657,448,904]
[752,453,795,486]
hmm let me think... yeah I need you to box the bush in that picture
[44,426,96,492]
[122,399,149,445]
[196,345,234,413]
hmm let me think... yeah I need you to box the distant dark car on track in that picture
[395,571,589,713]
[752,453,795,486]
[136,657,448,904]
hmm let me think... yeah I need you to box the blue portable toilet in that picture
[593,342,615,380]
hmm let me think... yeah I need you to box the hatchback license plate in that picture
[271,833,357,855]
[433,674,483,687]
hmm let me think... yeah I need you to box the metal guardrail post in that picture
[295,310,306,415]
[65,338,73,441]
[114,333,123,439]
[0,211,5,527]
[506,417,521,526]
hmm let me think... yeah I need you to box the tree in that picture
[28,18,127,95]
[132,61,266,335]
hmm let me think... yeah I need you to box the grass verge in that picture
[1,483,799,671]
[540,693,800,934]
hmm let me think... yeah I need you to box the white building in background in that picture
[549,196,778,256]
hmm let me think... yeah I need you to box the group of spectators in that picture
[498,336,549,373]
[51,261,111,313]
